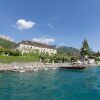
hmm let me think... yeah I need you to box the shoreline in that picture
[0,62,60,72]
[0,62,99,72]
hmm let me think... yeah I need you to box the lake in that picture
[0,67,100,100]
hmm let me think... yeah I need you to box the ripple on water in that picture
[0,67,100,100]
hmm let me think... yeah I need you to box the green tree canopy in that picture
[80,39,90,57]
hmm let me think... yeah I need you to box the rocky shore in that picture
[0,62,99,72]
[0,62,66,72]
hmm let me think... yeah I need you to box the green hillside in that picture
[57,46,80,55]
[0,38,17,49]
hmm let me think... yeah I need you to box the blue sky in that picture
[0,0,100,51]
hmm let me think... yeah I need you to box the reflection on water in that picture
[0,67,100,100]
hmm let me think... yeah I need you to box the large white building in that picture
[16,41,57,55]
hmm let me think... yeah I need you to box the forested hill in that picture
[57,46,80,55]
[0,38,17,49]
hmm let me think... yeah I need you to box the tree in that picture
[71,56,78,62]
[8,50,21,56]
[80,39,90,57]
[39,52,46,63]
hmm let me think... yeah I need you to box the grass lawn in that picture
[0,56,39,63]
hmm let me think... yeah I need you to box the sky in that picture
[0,0,100,51]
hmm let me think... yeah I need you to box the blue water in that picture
[0,67,100,100]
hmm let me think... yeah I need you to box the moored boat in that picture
[60,65,86,69]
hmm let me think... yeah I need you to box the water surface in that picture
[0,67,100,100]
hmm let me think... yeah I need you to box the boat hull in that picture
[60,66,86,69]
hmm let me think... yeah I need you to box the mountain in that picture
[57,46,80,55]
[0,38,17,49]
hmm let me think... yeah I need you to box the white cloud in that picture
[48,23,55,30]
[32,37,55,44]
[16,19,35,30]
[0,34,14,41]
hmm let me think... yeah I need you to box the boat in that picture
[60,65,86,69]
[11,69,19,72]
[11,69,26,73]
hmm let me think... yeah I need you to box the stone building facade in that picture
[16,41,57,55]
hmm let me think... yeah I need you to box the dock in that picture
[58,63,86,69]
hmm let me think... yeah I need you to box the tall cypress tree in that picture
[80,39,90,57]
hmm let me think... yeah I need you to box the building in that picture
[16,41,57,55]
[88,59,95,64]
